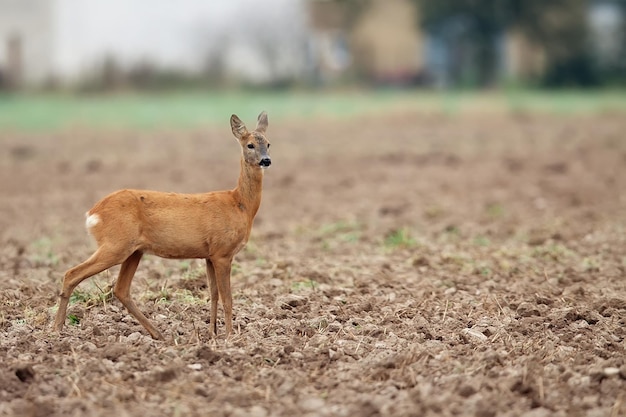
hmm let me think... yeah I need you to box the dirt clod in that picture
[457,384,477,398]
[516,302,541,317]
[102,343,126,361]
[154,367,178,383]
[14,365,35,383]
[277,294,307,309]
[196,345,221,364]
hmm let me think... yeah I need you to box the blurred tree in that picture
[591,0,626,85]
[618,1,626,84]
[415,0,598,86]
[417,0,513,86]
[325,0,371,27]
[512,0,597,86]
[327,0,625,86]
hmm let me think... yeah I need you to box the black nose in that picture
[259,158,271,167]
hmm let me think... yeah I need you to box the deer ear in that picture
[230,114,248,140]
[255,111,268,133]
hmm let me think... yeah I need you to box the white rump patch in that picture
[85,213,100,229]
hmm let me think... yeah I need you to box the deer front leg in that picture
[212,256,233,336]
[205,259,219,335]
[113,251,164,340]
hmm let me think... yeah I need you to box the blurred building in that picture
[307,0,351,84]
[309,0,428,86]
[349,0,424,85]
[0,0,54,88]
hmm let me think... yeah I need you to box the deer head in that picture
[231,111,271,168]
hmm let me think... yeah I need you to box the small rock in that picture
[17,353,33,362]
[154,367,178,383]
[121,315,134,323]
[8,399,36,417]
[458,384,476,397]
[230,405,267,417]
[580,394,599,407]
[268,278,283,287]
[196,345,221,364]
[299,397,325,412]
[520,407,552,417]
[81,342,97,352]
[516,302,541,317]
[328,348,341,360]
[412,256,430,267]
[603,367,620,378]
[475,406,496,417]
[162,348,178,358]
[357,301,373,312]
[126,332,143,342]
[187,363,202,371]
[277,294,307,309]
[327,322,342,333]
[564,308,602,325]
[277,378,296,396]
[246,405,268,417]
[462,328,488,341]
[102,344,126,361]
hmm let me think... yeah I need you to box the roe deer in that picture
[53,112,272,340]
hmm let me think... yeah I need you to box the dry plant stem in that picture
[610,396,623,417]
[53,112,272,340]
[69,346,82,397]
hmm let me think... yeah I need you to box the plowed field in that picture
[1,111,625,416]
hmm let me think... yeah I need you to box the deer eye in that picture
[247,143,255,149]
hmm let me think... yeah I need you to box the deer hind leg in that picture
[112,251,163,340]
[205,259,219,335]
[212,256,233,336]
[54,245,131,333]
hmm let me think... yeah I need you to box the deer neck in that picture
[234,157,264,221]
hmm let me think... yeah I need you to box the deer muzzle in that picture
[259,157,271,168]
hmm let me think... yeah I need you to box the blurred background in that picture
[0,0,625,129]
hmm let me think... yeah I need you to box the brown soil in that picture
[1,112,625,416]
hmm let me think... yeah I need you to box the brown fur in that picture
[53,112,271,340]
